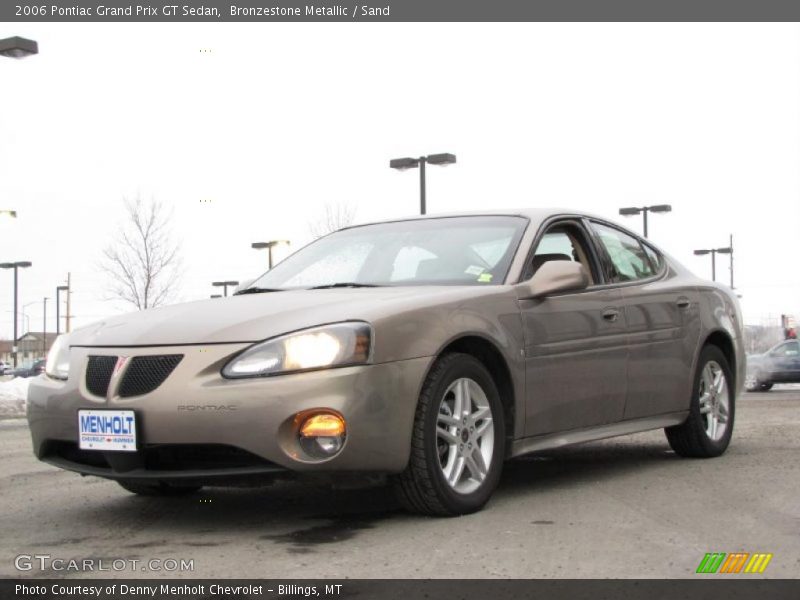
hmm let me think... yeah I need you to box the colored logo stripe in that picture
[719,553,749,573]
[697,552,772,574]
[697,553,726,573]
[744,553,773,574]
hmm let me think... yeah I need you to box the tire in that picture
[745,371,772,393]
[117,480,202,497]
[665,345,735,458]
[393,352,505,516]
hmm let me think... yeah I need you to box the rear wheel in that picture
[117,480,202,497]
[394,353,505,516]
[665,345,734,458]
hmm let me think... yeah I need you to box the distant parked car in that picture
[0,360,11,375]
[11,359,46,378]
[745,340,800,392]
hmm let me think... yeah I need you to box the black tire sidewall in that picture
[422,354,505,514]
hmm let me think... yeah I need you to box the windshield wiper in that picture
[233,287,284,295]
[309,282,382,289]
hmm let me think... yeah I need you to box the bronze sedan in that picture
[28,210,743,515]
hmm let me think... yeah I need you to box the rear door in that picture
[587,221,700,420]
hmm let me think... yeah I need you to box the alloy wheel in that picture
[436,377,495,494]
[698,360,730,441]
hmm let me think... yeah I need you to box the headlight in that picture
[45,334,70,380]
[222,322,372,378]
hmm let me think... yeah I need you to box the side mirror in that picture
[515,261,589,300]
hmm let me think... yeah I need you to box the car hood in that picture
[66,286,501,347]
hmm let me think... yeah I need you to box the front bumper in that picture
[27,344,431,482]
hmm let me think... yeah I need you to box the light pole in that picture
[4,311,30,334]
[210,294,222,299]
[22,301,38,335]
[0,210,17,220]
[55,285,69,335]
[694,246,732,282]
[727,234,735,289]
[618,204,672,238]
[212,281,239,297]
[42,297,49,357]
[0,37,38,59]
[0,261,32,367]
[389,153,457,215]
[252,240,290,269]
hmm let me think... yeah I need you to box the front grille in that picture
[85,355,117,397]
[118,354,183,397]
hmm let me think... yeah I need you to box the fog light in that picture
[299,413,346,458]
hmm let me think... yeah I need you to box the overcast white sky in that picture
[1,23,799,340]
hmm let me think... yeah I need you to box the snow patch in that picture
[0,377,31,418]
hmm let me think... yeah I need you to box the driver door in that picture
[519,220,629,436]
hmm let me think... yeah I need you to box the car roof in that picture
[341,208,609,230]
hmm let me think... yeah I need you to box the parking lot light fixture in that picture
[618,204,672,238]
[389,153,457,215]
[0,261,33,368]
[0,37,38,59]
[212,281,239,297]
[252,240,291,269]
[694,246,732,283]
[0,210,17,220]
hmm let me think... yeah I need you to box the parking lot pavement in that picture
[1,388,798,579]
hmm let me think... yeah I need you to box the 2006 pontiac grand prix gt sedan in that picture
[28,210,744,515]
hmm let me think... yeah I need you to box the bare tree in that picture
[308,201,357,238]
[101,196,182,310]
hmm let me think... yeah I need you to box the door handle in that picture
[602,308,620,322]
[676,298,690,309]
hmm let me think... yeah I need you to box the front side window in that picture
[524,223,597,284]
[249,216,528,289]
[590,222,655,283]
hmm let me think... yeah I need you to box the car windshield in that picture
[249,216,528,289]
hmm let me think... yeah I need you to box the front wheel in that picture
[665,345,734,458]
[394,353,505,516]
[745,371,771,392]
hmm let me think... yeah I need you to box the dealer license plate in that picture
[78,409,137,452]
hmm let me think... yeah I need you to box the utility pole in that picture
[65,272,72,332]
[42,297,48,357]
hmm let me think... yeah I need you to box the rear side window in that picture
[642,243,664,273]
[590,222,655,282]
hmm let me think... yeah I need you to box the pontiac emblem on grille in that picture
[113,356,129,375]
[107,356,131,400]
